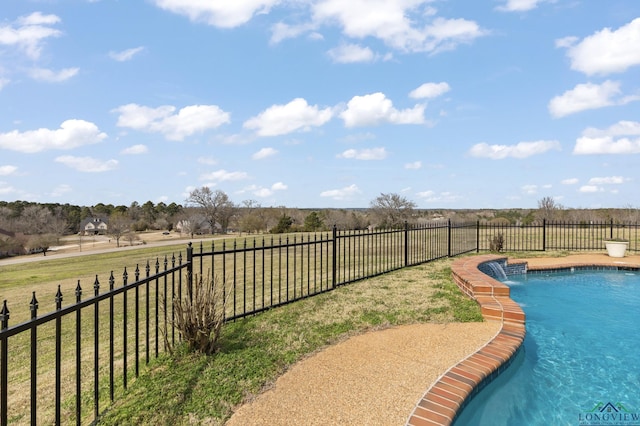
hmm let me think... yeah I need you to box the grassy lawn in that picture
[96,257,482,425]
[0,242,578,425]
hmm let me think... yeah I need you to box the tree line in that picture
[0,191,637,258]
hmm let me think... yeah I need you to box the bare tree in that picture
[537,196,563,222]
[17,205,52,234]
[369,193,416,228]
[237,200,266,234]
[186,187,237,233]
[124,231,140,247]
[620,204,640,223]
[25,233,58,256]
[108,211,132,247]
[0,207,15,231]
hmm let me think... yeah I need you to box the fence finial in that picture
[0,300,9,329]
[55,286,63,310]
[30,292,38,319]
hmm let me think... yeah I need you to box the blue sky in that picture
[1,1,640,209]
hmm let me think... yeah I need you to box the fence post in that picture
[186,242,193,302]
[30,292,38,425]
[610,218,614,239]
[1,301,9,426]
[542,219,547,251]
[447,219,452,257]
[476,220,480,253]
[332,225,337,289]
[404,221,409,267]
[55,287,63,425]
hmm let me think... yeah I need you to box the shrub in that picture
[166,273,228,355]
[489,233,504,252]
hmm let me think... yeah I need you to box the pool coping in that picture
[406,254,525,426]
[406,253,640,426]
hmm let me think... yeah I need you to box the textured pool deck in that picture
[226,253,640,426]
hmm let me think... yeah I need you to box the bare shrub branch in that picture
[163,273,228,355]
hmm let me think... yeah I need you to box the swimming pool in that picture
[454,268,640,425]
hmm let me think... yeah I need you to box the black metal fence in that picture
[477,219,640,252]
[0,221,475,425]
[0,219,636,424]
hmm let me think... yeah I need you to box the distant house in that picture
[80,217,108,235]
[175,216,217,235]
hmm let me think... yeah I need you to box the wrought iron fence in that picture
[3,218,634,424]
[0,221,474,425]
[477,219,640,252]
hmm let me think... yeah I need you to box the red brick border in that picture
[406,255,526,426]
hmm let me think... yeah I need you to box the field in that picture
[0,232,485,425]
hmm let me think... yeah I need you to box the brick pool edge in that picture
[406,254,526,426]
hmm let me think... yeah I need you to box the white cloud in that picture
[561,178,579,185]
[405,161,422,169]
[249,182,288,197]
[55,156,118,172]
[320,183,361,200]
[588,176,626,185]
[312,1,486,54]
[340,92,425,127]
[152,0,281,28]
[121,144,148,155]
[270,22,318,44]
[339,132,376,143]
[327,43,377,63]
[114,103,230,141]
[554,36,578,49]
[416,191,461,203]
[197,156,218,165]
[252,147,278,160]
[579,185,601,193]
[216,133,255,145]
[548,81,633,118]
[469,140,560,159]
[409,82,450,99]
[158,1,485,55]
[0,165,17,176]
[496,0,546,12]
[573,121,640,155]
[109,46,144,61]
[0,77,10,90]
[199,169,249,182]
[0,182,17,195]
[29,67,79,82]
[0,120,107,153]
[564,18,640,76]
[582,120,640,138]
[244,98,333,136]
[0,12,62,59]
[337,147,388,160]
[51,184,72,197]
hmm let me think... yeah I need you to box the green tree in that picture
[303,211,324,232]
[270,215,293,234]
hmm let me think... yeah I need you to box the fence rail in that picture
[0,219,636,424]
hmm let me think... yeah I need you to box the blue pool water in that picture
[453,269,640,426]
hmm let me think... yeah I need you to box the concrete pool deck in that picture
[225,253,640,426]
